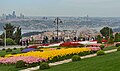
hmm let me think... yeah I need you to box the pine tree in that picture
[14,26,22,44]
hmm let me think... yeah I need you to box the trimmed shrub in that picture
[57,47,61,50]
[2,48,5,51]
[117,47,120,51]
[11,52,17,55]
[100,45,105,50]
[13,47,17,50]
[6,38,16,45]
[20,48,24,51]
[6,48,12,52]
[16,60,26,68]
[116,43,120,47]
[97,50,105,56]
[39,62,50,70]
[27,62,40,67]
[72,55,81,61]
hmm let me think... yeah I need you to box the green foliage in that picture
[3,23,15,39]
[103,46,116,51]
[100,27,113,39]
[100,45,105,50]
[6,48,12,52]
[15,60,26,68]
[27,62,40,67]
[117,47,120,51]
[116,43,120,47]
[72,55,81,61]
[13,47,17,50]
[108,34,114,44]
[29,41,34,44]
[14,26,22,45]
[20,47,24,51]
[97,35,102,43]
[6,38,16,45]
[114,33,120,42]
[57,47,61,49]
[39,62,50,70]
[97,50,105,56]
[2,23,22,45]
[0,39,4,46]
[2,48,5,51]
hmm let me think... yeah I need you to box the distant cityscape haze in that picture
[0,0,120,17]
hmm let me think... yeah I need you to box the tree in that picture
[100,27,113,39]
[1,23,22,45]
[108,34,114,44]
[14,26,22,44]
[97,35,102,43]
[3,23,15,39]
[114,33,120,42]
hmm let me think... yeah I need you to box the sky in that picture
[0,0,120,17]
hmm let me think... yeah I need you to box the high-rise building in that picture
[20,13,24,19]
[12,11,16,18]
[1,11,25,20]
[2,14,6,19]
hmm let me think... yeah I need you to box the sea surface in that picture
[0,29,43,35]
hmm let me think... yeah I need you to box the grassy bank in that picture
[38,51,120,71]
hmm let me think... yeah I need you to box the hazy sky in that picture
[0,0,120,17]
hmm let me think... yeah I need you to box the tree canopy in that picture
[1,23,22,45]
[100,27,113,39]
[3,23,16,39]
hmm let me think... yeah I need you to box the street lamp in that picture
[4,30,6,48]
[53,17,63,42]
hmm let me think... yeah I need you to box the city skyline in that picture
[0,0,120,17]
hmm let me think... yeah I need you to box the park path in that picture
[20,49,117,71]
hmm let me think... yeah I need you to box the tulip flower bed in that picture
[0,56,47,68]
[59,42,84,47]
[4,47,100,63]
[0,56,46,64]
[88,47,101,52]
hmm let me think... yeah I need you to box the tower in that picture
[12,11,16,18]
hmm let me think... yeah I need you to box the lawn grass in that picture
[103,46,117,51]
[0,48,21,57]
[37,51,120,71]
[0,65,26,71]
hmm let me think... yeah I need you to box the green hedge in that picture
[97,50,105,56]
[72,55,81,61]
[117,47,120,51]
[39,62,50,70]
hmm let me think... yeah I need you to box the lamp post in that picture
[4,30,6,48]
[54,17,63,42]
